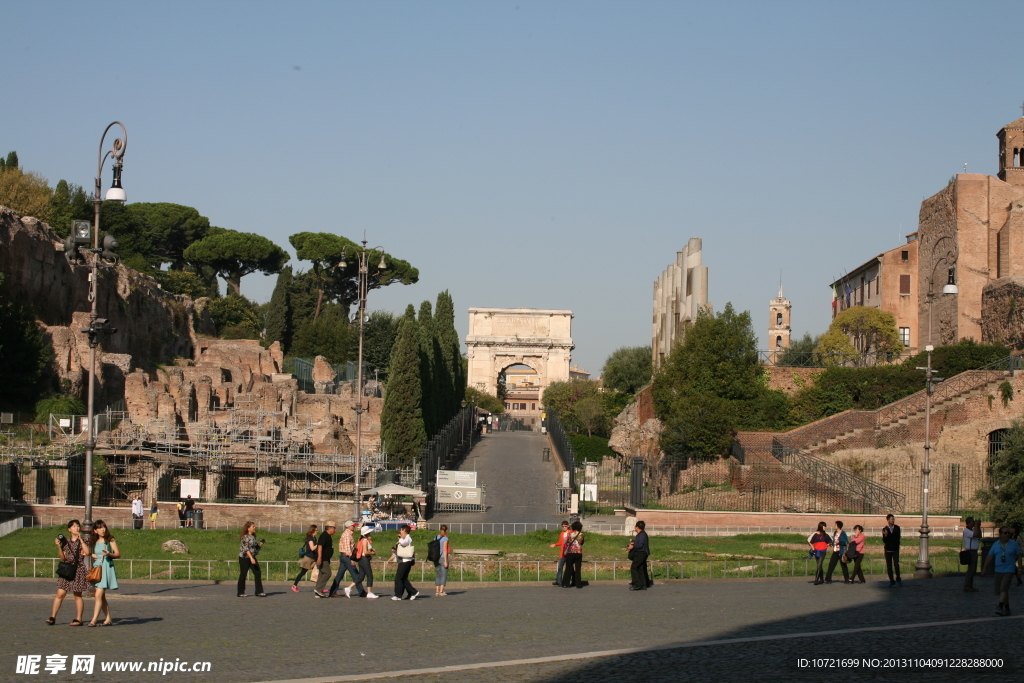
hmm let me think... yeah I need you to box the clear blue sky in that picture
[5,2,1023,375]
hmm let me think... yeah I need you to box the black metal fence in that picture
[420,405,476,517]
[545,412,576,492]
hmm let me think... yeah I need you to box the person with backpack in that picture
[387,524,419,600]
[328,521,365,598]
[176,500,186,528]
[430,525,451,596]
[291,525,319,592]
[355,527,380,599]
[824,520,850,584]
[807,521,832,585]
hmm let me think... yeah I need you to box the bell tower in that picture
[997,111,1024,188]
[768,284,791,364]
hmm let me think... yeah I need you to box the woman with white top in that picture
[388,524,419,600]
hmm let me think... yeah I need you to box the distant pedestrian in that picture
[962,516,981,592]
[87,520,119,626]
[47,519,88,626]
[313,521,337,598]
[237,521,265,597]
[184,495,196,528]
[291,524,319,592]
[808,521,831,585]
[356,526,380,599]
[824,520,850,584]
[550,521,570,586]
[388,524,419,600]
[1011,524,1023,587]
[149,500,158,530]
[849,525,867,584]
[627,520,650,591]
[434,524,451,596]
[177,500,186,528]
[329,521,365,598]
[882,514,902,587]
[131,495,144,530]
[982,526,1023,616]
[561,521,585,589]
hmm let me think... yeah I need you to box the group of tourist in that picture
[806,513,1022,617]
[47,519,120,627]
[237,520,454,601]
[46,512,1022,623]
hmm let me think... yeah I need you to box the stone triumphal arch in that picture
[465,308,574,399]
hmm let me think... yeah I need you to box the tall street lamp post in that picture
[915,235,958,579]
[339,238,387,521]
[68,122,128,539]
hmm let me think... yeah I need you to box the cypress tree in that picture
[264,266,293,349]
[380,308,426,467]
[418,300,438,436]
[434,290,464,417]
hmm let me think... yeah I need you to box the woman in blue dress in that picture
[88,519,119,626]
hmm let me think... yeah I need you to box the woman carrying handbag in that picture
[87,520,119,626]
[48,519,89,626]
[561,521,585,589]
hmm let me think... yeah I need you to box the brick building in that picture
[832,113,1024,349]
[830,237,919,351]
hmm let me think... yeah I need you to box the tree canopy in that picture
[128,203,211,269]
[0,166,52,221]
[979,421,1024,527]
[601,345,652,394]
[815,306,902,364]
[184,227,289,295]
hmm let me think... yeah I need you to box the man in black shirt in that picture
[627,521,651,591]
[314,522,337,597]
[882,514,902,587]
[184,495,196,528]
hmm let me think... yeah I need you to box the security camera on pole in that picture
[62,122,127,541]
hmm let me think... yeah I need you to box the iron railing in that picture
[771,443,905,513]
[545,411,576,493]
[420,405,476,517]
[0,554,969,582]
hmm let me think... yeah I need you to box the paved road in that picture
[432,431,564,525]
[4,575,1021,682]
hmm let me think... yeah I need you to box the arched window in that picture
[776,335,782,349]
[776,312,783,327]
[989,429,1010,463]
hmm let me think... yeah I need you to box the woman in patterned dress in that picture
[87,519,119,626]
[47,519,89,625]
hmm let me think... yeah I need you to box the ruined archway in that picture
[465,308,574,406]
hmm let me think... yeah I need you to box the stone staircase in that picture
[774,355,1023,454]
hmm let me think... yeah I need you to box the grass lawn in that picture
[0,527,964,563]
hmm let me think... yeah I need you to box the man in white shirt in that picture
[963,517,981,592]
[131,496,144,529]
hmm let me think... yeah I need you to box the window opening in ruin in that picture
[989,429,1010,464]
[776,312,782,326]
[775,335,782,349]
[901,250,909,262]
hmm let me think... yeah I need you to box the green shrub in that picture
[567,433,614,463]
[34,395,85,424]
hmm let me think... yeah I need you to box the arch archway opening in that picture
[501,363,541,430]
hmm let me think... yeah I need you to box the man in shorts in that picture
[982,526,1023,616]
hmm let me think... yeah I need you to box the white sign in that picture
[180,478,201,499]
[59,419,71,428]
[581,484,598,502]
[561,471,570,488]
[436,470,477,488]
[436,486,482,502]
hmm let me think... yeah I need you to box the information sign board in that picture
[436,470,477,488]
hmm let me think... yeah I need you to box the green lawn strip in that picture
[0,528,963,566]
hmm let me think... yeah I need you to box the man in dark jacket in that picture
[882,514,902,587]
[627,521,651,591]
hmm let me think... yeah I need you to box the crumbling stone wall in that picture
[0,207,214,399]
[981,276,1024,350]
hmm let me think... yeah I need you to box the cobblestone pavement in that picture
[431,431,563,525]
[3,575,1021,682]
